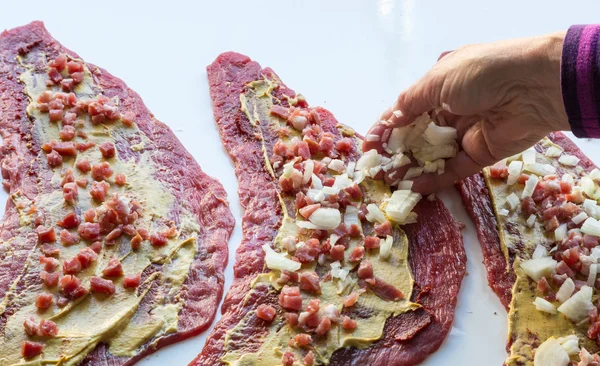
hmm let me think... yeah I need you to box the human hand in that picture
[363,32,569,195]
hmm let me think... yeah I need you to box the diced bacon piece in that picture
[63,112,77,126]
[349,246,365,262]
[123,273,141,289]
[37,103,49,112]
[37,90,53,103]
[53,142,77,156]
[330,244,345,261]
[106,228,122,243]
[294,141,311,160]
[121,111,136,126]
[293,333,312,347]
[584,234,599,249]
[76,178,88,188]
[560,181,572,194]
[76,247,98,269]
[130,233,143,250]
[150,232,168,247]
[83,209,96,223]
[102,258,123,277]
[341,315,357,330]
[555,260,576,278]
[285,312,299,327]
[59,274,87,299]
[91,162,113,181]
[39,319,58,337]
[279,285,303,311]
[566,190,584,204]
[60,229,79,246]
[40,271,59,287]
[270,105,291,120]
[21,341,44,359]
[304,351,315,366]
[50,54,67,71]
[41,244,60,257]
[295,238,321,263]
[60,169,75,187]
[61,78,75,92]
[90,276,116,295]
[364,236,381,249]
[36,226,56,243]
[336,137,355,153]
[103,105,120,120]
[62,256,82,274]
[24,316,39,335]
[71,71,84,83]
[299,272,321,292]
[48,67,63,84]
[544,216,560,231]
[299,203,321,219]
[559,202,579,220]
[78,222,100,241]
[304,136,320,155]
[348,223,361,237]
[76,142,96,152]
[344,184,363,200]
[115,173,126,186]
[357,261,374,279]
[46,150,63,167]
[122,225,136,236]
[66,60,83,74]
[344,291,362,307]
[49,98,64,110]
[99,142,116,159]
[137,228,149,240]
[40,256,59,271]
[91,114,105,125]
[59,125,76,141]
[315,317,332,335]
[62,182,78,204]
[489,166,509,179]
[36,293,53,310]
[521,196,537,216]
[562,247,581,266]
[282,352,295,366]
[76,158,91,173]
[537,277,550,294]
[90,241,103,254]
[256,304,277,322]
[319,135,335,154]
[89,180,110,202]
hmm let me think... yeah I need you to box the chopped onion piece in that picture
[397,180,414,190]
[581,176,597,198]
[303,160,314,184]
[522,148,536,165]
[498,208,509,216]
[522,174,539,198]
[591,168,600,182]
[581,217,600,237]
[311,174,323,189]
[366,204,387,224]
[557,285,594,322]
[380,235,393,260]
[356,149,382,171]
[588,263,599,287]
[403,167,424,180]
[328,159,345,173]
[282,160,296,178]
[532,244,547,259]
[520,256,557,281]
[562,173,575,184]
[423,122,457,146]
[524,163,556,177]
[526,214,537,228]
[392,153,411,169]
[555,224,567,242]
[262,244,301,272]
[556,278,575,303]
[533,297,557,314]
[385,190,422,224]
[545,146,563,158]
[296,220,320,230]
[368,166,382,178]
[330,261,349,281]
[412,144,457,165]
[386,127,408,154]
[507,161,524,185]
[346,162,356,177]
[506,193,520,210]
[353,170,365,185]
[309,208,342,230]
[333,174,353,190]
[533,337,570,366]
[330,234,340,246]
[572,212,589,225]
[558,154,580,167]
[344,206,360,227]
[583,199,598,219]
[557,335,580,356]
[322,186,340,195]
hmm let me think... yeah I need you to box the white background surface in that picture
[1,1,600,365]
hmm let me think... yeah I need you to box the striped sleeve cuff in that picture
[562,24,600,138]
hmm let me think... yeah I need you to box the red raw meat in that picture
[0,21,234,365]
[193,52,466,366]
[456,131,598,310]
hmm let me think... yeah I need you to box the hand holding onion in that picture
[364,32,570,194]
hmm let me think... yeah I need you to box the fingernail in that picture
[392,110,403,118]
[441,103,452,113]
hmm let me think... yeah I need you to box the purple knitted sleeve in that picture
[562,25,600,138]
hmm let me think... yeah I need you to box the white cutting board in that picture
[1,1,599,365]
